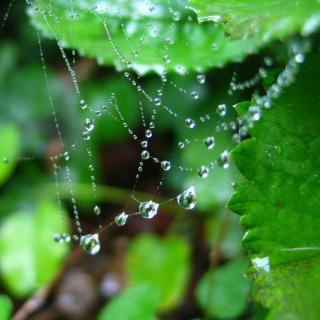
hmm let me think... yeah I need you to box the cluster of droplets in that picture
[30,0,310,260]
[237,42,307,135]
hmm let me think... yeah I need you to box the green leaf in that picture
[0,295,12,320]
[126,234,190,310]
[205,210,244,259]
[0,200,69,297]
[98,283,160,320]
[195,258,251,319]
[228,55,320,318]
[190,0,320,44]
[0,125,20,185]
[30,0,257,74]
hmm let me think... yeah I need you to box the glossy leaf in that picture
[229,56,320,318]
[30,0,257,74]
[190,0,320,44]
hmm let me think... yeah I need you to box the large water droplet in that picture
[161,160,171,171]
[80,233,100,255]
[139,200,159,219]
[114,212,128,226]
[204,136,215,150]
[177,186,196,210]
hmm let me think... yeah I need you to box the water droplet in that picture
[191,91,199,99]
[177,186,196,210]
[248,105,261,122]
[185,118,195,129]
[80,233,100,255]
[145,129,152,138]
[93,205,101,215]
[80,99,87,110]
[178,141,185,149]
[161,160,171,171]
[197,74,206,84]
[84,118,94,132]
[217,104,227,117]
[211,43,218,51]
[154,97,161,106]
[149,121,155,129]
[204,136,215,150]
[232,133,241,144]
[198,165,209,178]
[141,150,150,160]
[294,53,305,64]
[141,140,148,148]
[82,131,91,140]
[114,212,128,226]
[139,200,159,219]
[163,55,171,63]
[218,150,230,169]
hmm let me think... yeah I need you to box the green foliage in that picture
[30,0,257,74]
[195,258,251,319]
[205,210,244,259]
[98,284,160,320]
[0,200,69,297]
[0,125,20,185]
[126,234,190,310]
[190,0,320,43]
[229,56,320,318]
[0,295,12,320]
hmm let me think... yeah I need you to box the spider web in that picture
[1,0,308,255]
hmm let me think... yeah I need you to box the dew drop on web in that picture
[177,186,196,210]
[139,200,159,219]
[80,233,100,255]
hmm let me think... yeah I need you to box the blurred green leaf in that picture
[98,283,160,320]
[190,0,320,43]
[0,124,21,185]
[0,295,12,320]
[196,258,251,319]
[126,234,190,310]
[205,210,243,259]
[30,0,257,74]
[0,199,69,297]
